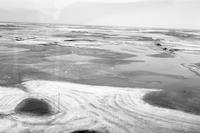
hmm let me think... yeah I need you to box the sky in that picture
[0,0,200,29]
[0,0,145,13]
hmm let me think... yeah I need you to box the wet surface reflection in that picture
[0,23,200,90]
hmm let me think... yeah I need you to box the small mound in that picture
[155,43,162,46]
[71,130,102,133]
[15,98,53,116]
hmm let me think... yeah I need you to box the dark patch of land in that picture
[71,130,102,133]
[155,43,162,46]
[147,52,174,58]
[121,71,186,80]
[143,88,200,115]
[169,48,180,52]
[91,59,143,66]
[0,42,195,92]
[195,63,200,67]
[73,71,186,89]
[0,63,64,89]
[0,44,136,88]
[15,98,53,116]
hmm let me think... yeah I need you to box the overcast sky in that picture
[0,0,144,9]
[0,0,200,29]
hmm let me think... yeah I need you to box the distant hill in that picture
[0,8,53,23]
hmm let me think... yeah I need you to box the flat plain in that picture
[0,22,200,133]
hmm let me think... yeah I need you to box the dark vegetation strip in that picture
[143,88,200,115]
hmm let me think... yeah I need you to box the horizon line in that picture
[1,20,200,31]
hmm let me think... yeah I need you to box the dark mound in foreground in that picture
[15,98,53,116]
[143,89,200,115]
[71,130,102,133]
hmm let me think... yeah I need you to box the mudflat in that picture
[0,23,200,133]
